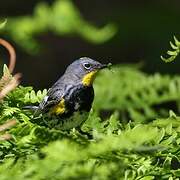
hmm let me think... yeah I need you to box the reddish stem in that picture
[0,38,16,73]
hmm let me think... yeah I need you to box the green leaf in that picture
[0,19,7,29]
[1,0,117,53]
[0,66,180,179]
[161,36,180,63]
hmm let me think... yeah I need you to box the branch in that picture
[0,119,17,132]
[0,134,12,141]
[0,38,16,73]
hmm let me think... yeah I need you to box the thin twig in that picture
[0,119,17,132]
[0,134,12,141]
[0,38,16,73]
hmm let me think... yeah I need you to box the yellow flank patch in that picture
[50,98,66,115]
[82,70,98,86]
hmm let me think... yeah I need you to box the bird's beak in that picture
[100,64,108,69]
[98,63,112,69]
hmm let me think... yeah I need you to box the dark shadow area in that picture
[0,0,180,89]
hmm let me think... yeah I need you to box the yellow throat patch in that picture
[82,70,98,86]
[50,98,66,115]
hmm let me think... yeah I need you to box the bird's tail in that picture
[23,105,42,118]
[23,106,39,110]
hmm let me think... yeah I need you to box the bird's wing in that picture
[37,83,75,115]
[38,86,64,113]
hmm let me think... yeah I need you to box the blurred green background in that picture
[0,0,180,89]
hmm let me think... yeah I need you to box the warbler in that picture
[31,57,108,130]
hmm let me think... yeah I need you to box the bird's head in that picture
[65,57,108,86]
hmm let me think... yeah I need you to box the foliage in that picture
[161,36,180,63]
[94,66,180,123]
[1,0,117,53]
[0,65,180,179]
[0,19,7,29]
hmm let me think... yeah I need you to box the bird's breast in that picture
[65,85,94,113]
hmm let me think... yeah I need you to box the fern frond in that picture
[94,66,180,122]
[24,89,47,103]
[161,36,180,62]
[2,0,116,53]
[0,66,179,179]
[2,107,20,117]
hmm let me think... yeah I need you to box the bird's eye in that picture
[83,63,91,70]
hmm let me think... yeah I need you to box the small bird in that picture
[30,57,108,130]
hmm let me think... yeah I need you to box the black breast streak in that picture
[64,85,94,117]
